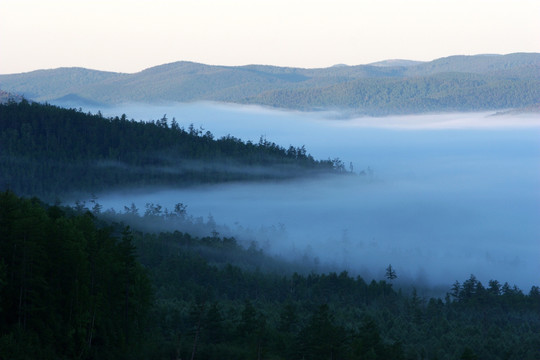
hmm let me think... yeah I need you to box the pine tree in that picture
[385,264,397,281]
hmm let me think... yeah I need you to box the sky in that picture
[1,0,539,74]
[87,104,540,289]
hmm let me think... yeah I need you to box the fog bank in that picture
[89,103,540,290]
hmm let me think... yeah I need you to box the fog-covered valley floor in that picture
[83,103,540,290]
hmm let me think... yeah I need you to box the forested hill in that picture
[1,53,538,115]
[0,100,338,200]
[1,191,539,360]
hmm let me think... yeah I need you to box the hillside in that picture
[2,191,539,360]
[1,53,538,114]
[0,100,339,200]
[0,89,24,103]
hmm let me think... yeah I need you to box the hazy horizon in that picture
[4,52,538,75]
[1,1,539,74]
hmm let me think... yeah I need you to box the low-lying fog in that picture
[86,103,540,290]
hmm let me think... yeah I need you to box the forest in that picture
[0,100,539,359]
[1,192,539,360]
[245,73,540,114]
[1,53,538,116]
[0,100,341,201]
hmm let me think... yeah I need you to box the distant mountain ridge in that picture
[368,59,425,67]
[1,53,538,115]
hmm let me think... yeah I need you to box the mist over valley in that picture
[3,0,540,356]
[86,103,540,290]
[1,53,539,359]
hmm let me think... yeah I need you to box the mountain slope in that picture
[405,52,540,76]
[0,100,337,200]
[0,67,128,102]
[1,53,538,114]
[246,72,540,114]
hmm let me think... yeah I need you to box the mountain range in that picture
[1,53,539,115]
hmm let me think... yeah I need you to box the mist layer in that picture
[91,103,540,289]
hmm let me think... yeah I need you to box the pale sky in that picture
[1,0,539,74]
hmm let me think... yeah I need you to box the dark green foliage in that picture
[296,304,348,360]
[2,193,539,359]
[0,100,336,200]
[350,316,401,360]
[0,191,151,360]
[127,219,540,360]
[460,347,478,360]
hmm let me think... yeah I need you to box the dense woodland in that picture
[1,192,539,360]
[0,192,152,360]
[1,53,538,115]
[1,100,539,359]
[0,100,340,200]
[246,73,540,114]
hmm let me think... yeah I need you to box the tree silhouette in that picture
[385,264,397,281]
